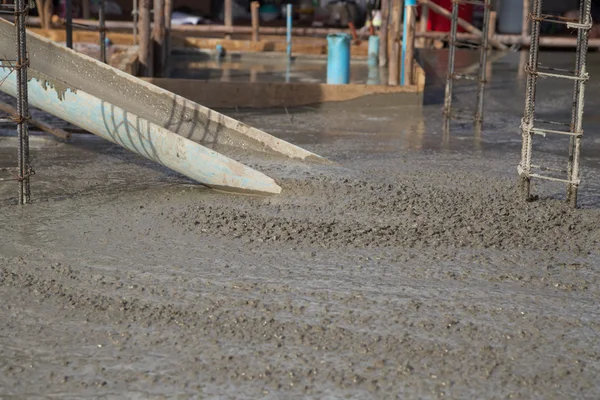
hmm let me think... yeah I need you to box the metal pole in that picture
[518,0,542,200]
[443,0,459,129]
[15,0,31,204]
[474,0,491,127]
[66,0,73,48]
[99,0,106,63]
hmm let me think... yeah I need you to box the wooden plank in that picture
[0,100,71,140]
[143,64,426,109]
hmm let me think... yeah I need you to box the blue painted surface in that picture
[0,67,281,195]
[286,4,293,59]
[368,35,380,67]
[367,65,380,85]
[326,33,351,85]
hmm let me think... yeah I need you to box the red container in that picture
[425,0,474,33]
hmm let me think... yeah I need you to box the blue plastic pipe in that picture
[286,4,292,59]
[327,33,352,85]
[401,0,417,86]
[368,35,380,67]
[367,65,380,85]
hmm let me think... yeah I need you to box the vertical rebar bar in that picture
[99,0,106,63]
[443,0,459,130]
[474,0,491,128]
[518,0,542,200]
[66,0,72,48]
[566,0,592,207]
[15,0,30,204]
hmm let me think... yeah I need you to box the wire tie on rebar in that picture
[519,118,535,136]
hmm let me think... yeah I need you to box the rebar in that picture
[518,0,591,207]
[566,0,592,207]
[443,0,492,132]
[15,0,31,204]
[474,0,491,127]
[99,0,107,63]
[518,0,542,200]
[442,0,459,132]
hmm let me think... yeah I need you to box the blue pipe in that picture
[327,33,352,85]
[286,4,292,59]
[401,0,417,86]
[367,35,379,67]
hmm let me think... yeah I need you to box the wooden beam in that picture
[403,4,417,85]
[488,11,497,42]
[379,0,390,67]
[143,74,426,109]
[224,0,233,40]
[152,0,166,76]
[418,2,429,47]
[0,101,70,140]
[522,0,530,38]
[81,0,90,19]
[388,0,402,85]
[251,1,260,42]
[138,0,153,77]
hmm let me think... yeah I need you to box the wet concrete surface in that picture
[1,50,600,399]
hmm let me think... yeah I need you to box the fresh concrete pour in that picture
[1,50,600,398]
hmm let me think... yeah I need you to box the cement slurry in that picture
[0,50,600,398]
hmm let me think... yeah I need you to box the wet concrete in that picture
[1,50,600,398]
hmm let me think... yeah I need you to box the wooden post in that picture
[138,0,153,77]
[419,3,428,47]
[82,0,90,19]
[153,0,166,76]
[522,0,530,38]
[37,0,53,30]
[251,1,260,42]
[163,0,173,74]
[403,4,416,85]
[379,0,389,67]
[224,0,233,40]
[388,0,402,85]
[488,10,497,41]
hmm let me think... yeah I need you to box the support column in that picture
[138,0,153,77]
